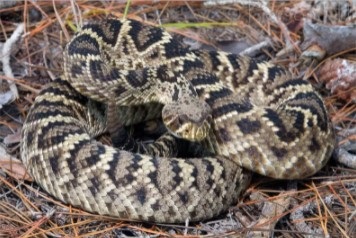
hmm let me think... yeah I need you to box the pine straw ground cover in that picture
[0,1,355,237]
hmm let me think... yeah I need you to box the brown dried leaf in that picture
[0,146,32,181]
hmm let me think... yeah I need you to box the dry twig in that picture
[301,21,356,59]
[204,0,295,49]
[0,23,24,108]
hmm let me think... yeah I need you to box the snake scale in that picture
[21,18,335,223]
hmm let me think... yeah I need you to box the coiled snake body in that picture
[21,19,334,223]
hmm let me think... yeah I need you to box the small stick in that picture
[0,23,24,107]
[204,0,295,49]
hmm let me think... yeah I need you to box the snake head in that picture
[162,97,212,142]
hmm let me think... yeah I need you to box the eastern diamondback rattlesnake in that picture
[21,18,335,223]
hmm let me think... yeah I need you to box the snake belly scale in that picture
[21,18,334,223]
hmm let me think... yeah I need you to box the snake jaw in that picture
[162,98,212,142]
[164,119,210,142]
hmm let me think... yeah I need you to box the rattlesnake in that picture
[20,18,335,223]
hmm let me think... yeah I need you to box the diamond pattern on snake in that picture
[21,18,335,223]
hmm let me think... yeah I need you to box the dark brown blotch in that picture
[227,53,241,70]
[309,137,321,152]
[216,128,231,143]
[238,59,258,86]
[236,118,261,134]
[68,34,100,56]
[267,66,286,82]
[213,100,253,119]
[171,160,183,190]
[114,85,127,97]
[70,64,83,78]
[128,20,165,52]
[263,109,296,142]
[48,156,60,176]
[205,88,232,105]
[88,177,100,195]
[247,146,264,161]
[168,207,177,217]
[178,191,189,204]
[151,201,160,211]
[271,146,288,159]
[136,187,147,205]
[65,140,91,178]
